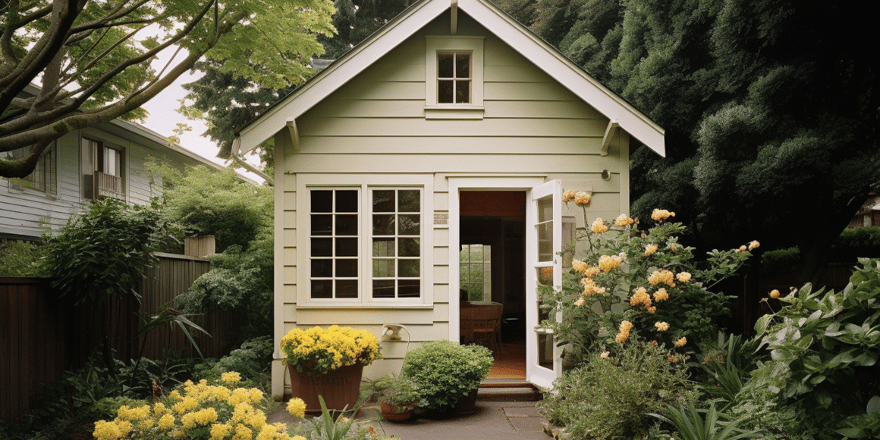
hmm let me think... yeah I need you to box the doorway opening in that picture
[459,190,526,379]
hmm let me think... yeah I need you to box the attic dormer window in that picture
[425,36,484,119]
[438,52,471,103]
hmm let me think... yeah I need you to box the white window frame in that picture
[4,142,57,197]
[295,175,434,308]
[425,36,484,120]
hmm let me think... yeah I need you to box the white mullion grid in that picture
[370,188,422,299]
[309,188,359,300]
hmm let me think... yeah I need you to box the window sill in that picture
[425,106,484,120]
[296,303,434,310]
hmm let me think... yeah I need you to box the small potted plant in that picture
[377,376,421,422]
[401,340,493,416]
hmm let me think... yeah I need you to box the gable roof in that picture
[236,0,665,157]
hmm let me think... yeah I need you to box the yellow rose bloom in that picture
[769,289,780,299]
[644,243,657,256]
[591,218,608,233]
[629,287,652,308]
[598,255,623,272]
[651,209,675,222]
[676,272,692,283]
[583,266,600,278]
[653,288,669,302]
[674,337,687,347]
[575,191,591,206]
[614,213,634,226]
[615,332,629,344]
[572,259,588,274]
[655,322,669,332]
[574,297,585,307]
[562,190,576,203]
[749,240,760,250]
[648,270,675,287]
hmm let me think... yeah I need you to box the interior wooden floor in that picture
[487,342,526,379]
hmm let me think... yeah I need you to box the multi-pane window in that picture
[460,244,491,302]
[437,52,471,104]
[4,145,56,195]
[309,189,359,299]
[372,189,421,298]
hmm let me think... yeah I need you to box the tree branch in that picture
[0,139,50,177]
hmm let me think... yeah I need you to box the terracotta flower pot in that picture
[380,403,415,422]
[288,363,363,413]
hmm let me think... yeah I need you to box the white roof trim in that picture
[238,0,665,157]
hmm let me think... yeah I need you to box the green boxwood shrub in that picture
[400,340,493,411]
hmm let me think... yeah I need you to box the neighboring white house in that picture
[1,90,221,241]
[234,0,665,397]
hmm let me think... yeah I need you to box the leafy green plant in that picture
[377,377,420,410]
[296,396,359,440]
[0,240,49,277]
[651,402,764,440]
[400,340,493,411]
[211,336,274,382]
[537,338,698,439]
[746,258,880,438]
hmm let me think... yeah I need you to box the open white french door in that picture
[525,180,563,389]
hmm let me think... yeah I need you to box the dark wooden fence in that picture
[0,252,239,423]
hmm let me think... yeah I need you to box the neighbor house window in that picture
[309,189,359,299]
[425,36,484,119]
[371,189,421,299]
[305,185,425,303]
[460,244,491,302]
[82,138,124,200]
[4,144,56,195]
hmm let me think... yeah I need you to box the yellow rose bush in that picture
[537,191,757,362]
[280,325,381,376]
[92,375,305,440]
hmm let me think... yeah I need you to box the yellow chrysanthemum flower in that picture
[287,398,306,418]
[221,371,242,384]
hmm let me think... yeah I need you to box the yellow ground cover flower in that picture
[158,414,175,430]
[210,423,232,440]
[222,371,242,384]
[93,420,122,440]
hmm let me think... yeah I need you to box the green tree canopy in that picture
[0,0,335,178]
[527,0,880,280]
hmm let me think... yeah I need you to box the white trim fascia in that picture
[238,0,448,154]
[600,120,619,156]
[457,0,665,157]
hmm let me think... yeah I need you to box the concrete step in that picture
[478,379,542,402]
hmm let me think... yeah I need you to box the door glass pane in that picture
[537,197,553,222]
[537,308,553,369]
[537,222,553,263]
